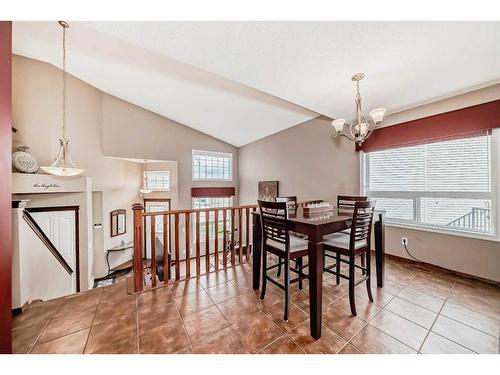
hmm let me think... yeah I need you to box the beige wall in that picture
[12,55,239,280]
[238,116,359,204]
[101,95,239,209]
[238,89,500,282]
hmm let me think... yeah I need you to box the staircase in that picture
[447,207,491,232]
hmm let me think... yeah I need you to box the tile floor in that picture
[12,255,500,354]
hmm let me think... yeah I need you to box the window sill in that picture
[384,221,499,242]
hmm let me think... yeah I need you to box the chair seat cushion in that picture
[267,235,308,253]
[323,232,367,250]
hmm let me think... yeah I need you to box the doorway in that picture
[26,206,80,292]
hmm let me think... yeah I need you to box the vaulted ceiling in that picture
[13,21,500,146]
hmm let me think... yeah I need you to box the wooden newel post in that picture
[132,203,144,293]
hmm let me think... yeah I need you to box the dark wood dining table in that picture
[252,206,385,339]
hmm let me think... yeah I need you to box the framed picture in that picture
[258,181,279,201]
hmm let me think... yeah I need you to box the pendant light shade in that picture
[139,160,152,194]
[41,21,85,177]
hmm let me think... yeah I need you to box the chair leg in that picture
[284,257,290,322]
[276,257,282,278]
[260,247,268,301]
[360,254,366,275]
[298,257,303,291]
[336,253,340,285]
[365,250,373,302]
[348,253,357,316]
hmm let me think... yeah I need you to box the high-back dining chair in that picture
[322,200,376,316]
[258,200,309,322]
[275,196,305,277]
[337,195,369,211]
[276,196,298,212]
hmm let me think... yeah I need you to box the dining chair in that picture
[337,195,368,210]
[322,200,376,316]
[275,196,306,277]
[258,200,309,321]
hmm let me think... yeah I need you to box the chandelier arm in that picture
[338,131,356,142]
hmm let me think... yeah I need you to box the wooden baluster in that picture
[174,213,180,280]
[196,211,200,277]
[214,209,219,272]
[205,209,210,273]
[150,216,157,288]
[238,208,243,263]
[245,207,250,261]
[230,208,235,266]
[163,214,169,285]
[223,209,227,269]
[185,213,191,278]
[132,204,144,292]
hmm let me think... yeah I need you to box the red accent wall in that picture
[0,21,12,354]
[357,100,500,152]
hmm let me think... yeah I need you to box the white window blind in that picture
[365,135,494,234]
[145,171,170,191]
[192,150,232,181]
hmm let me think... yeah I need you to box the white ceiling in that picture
[13,21,500,147]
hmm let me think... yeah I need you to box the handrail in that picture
[447,207,490,231]
[22,210,74,275]
[132,203,257,293]
[141,204,257,217]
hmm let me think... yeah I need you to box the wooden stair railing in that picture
[132,203,257,293]
[22,210,73,275]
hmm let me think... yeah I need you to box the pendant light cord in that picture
[61,22,67,141]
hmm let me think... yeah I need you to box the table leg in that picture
[308,239,323,339]
[374,214,385,288]
[252,215,262,290]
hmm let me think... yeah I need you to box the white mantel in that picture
[12,173,91,194]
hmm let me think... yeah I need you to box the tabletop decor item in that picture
[12,146,39,173]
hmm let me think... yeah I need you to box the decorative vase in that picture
[12,146,39,173]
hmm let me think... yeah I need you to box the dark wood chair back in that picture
[337,195,368,210]
[258,200,289,251]
[349,200,376,250]
[276,196,297,212]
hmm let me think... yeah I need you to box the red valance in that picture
[191,187,235,198]
[357,100,500,152]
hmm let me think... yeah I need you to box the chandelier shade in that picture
[41,21,85,177]
[331,73,386,145]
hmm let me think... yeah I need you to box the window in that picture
[145,171,170,191]
[364,134,495,235]
[192,150,232,181]
[193,197,232,239]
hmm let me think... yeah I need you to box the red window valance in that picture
[357,99,500,152]
[191,187,235,198]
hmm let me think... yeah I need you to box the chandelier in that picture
[41,21,85,177]
[331,73,386,145]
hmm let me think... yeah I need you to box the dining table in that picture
[252,205,385,339]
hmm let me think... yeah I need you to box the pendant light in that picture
[139,160,152,194]
[331,73,386,145]
[41,21,85,177]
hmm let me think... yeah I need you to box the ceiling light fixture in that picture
[41,21,85,177]
[331,73,386,145]
[139,160,152,194]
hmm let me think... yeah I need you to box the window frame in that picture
[192,149,233,182]
[361,133,499,241]
[144,170,171,192]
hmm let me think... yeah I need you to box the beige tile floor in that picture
[12,254,500,354]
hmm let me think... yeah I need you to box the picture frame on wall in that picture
[258,180,279,201]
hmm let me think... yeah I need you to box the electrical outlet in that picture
[402,237,408,246]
